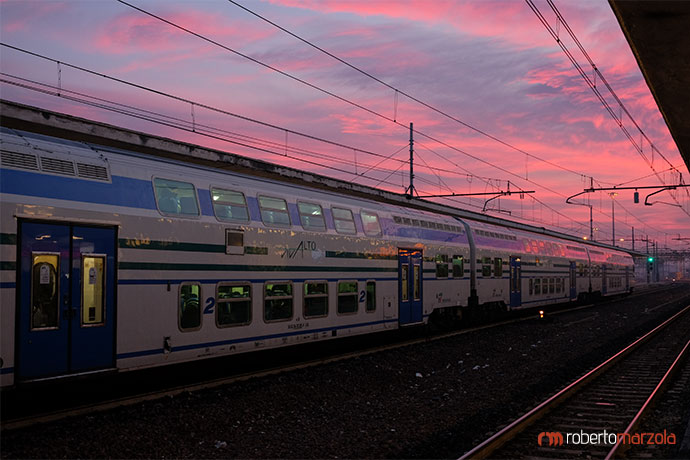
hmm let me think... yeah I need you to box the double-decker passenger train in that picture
[0,106,634,387]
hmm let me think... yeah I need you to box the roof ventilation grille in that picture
[1,150,39,170]
[40,156,75,176]
[77,162,109,181]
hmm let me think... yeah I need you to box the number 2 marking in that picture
[204,297,215,314]
[359,290,366,303]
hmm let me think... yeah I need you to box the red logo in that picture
[538,432,564,446]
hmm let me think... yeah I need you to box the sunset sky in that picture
[1,0,688,250]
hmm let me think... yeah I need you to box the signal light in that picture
[647,257,654,262]
[634,191,639,203]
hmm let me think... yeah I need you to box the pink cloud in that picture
[94,9,275,55]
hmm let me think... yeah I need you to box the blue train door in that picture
[398,249,422,325]
[509,256,521,308]
[569,261,577,300]
[18,221,116,380]
[601,264,608,295]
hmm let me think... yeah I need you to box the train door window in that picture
[337,281,358,314]
[303,281,328,318]
[482,258,492,277]
[332,207,356,235]
[298,202,326,231]
[258,196,291,227]
[81,255,105,326]
[216,283,251,327]
[549,278,555,294]
[264,282,293,322]
[494,258,503,278]
[361,211,382,236]
[366,281,376,312]
[413,265,420,300]
[179,283,201,331]
[436,254,449,278]
[211,188,249,222]
[30,253,59,330]
[555,278,562,294]
[534,278,541,295]
[401,264,409,301]
[452,255,464,278]
[529,279,533,295]
[154,178,200,217]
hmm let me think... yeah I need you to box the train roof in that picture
[0,99,643,257]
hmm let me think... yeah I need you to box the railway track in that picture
[459,302,690,459]
[1,284,683,432]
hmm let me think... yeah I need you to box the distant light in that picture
[539,310,545,319]
[583,236,589,240]
[648,257,654,262]
[619,238,625,241]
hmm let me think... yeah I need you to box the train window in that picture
[452,255,464,278]
[482,257,492,277]
[211,188,249,222]
[436,254,449,278]
[393,216,402,224]
[332,207,356,234]
[298,202,326,231]
[337,281,358,314]
[534,278,541,295]
[549,278,555,294]
[154,178,200,217]
[216,283,251,327]
[304,281,328,318]
[401,264,409,301]
[421,220,429,228]
[413,265,421,300]
[30,253,59,330]
[361,211,382,236]
[264,282,293,322]
[556,278,562,293]
[81,255,105,326]
[494,258,503,277]
[179,283,201,331]
[258,196,291,227]
[366,281,376,312]
[402,217,412,225]
[529,279,533,295]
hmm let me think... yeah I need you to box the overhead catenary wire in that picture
[112,1,676,235]
[525,0,690,217]
[225,0,610,184]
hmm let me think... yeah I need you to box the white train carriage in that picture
[0,123,634,387]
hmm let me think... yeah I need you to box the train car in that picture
[0,122,634,387]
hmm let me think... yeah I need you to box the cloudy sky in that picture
[1,0,688,250]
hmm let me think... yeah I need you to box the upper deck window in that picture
[298,202,326,231]
[211,188,249,222]
[332,207,356,234]
[258,196,291,227]
[153,178,199,216]
[360,211,382,236]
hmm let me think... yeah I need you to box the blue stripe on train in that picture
[117,318,401,359]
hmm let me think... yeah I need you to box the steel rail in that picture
[458,302,690,459]
[604,338,690,459]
